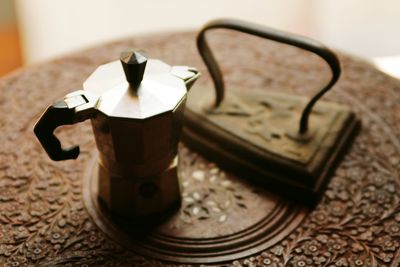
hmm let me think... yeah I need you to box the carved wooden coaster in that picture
[83,148,308,264]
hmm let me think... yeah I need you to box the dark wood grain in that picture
[0,31,399,266]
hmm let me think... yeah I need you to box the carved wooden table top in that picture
[0,31,400,266]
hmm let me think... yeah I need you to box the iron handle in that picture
[197,18,341,135]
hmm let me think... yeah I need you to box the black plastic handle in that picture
[34,100,80,161]
[197,18,341,134]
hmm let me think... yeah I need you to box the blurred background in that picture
[0,0,22,76]
[0,0,399,77]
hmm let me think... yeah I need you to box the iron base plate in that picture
[184,88,360,203]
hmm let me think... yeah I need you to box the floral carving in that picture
[0,31,399,266]
[178,150,249,225]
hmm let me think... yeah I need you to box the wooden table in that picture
[0,31,400,266]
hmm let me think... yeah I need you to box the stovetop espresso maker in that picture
[34,51,199,218]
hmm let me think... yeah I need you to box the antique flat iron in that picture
[34,51,199,218]
[183,19,360,203]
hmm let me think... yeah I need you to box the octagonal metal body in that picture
[90,99,185,178]
[80,57,198,217]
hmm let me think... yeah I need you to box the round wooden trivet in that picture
[83,150,306,264]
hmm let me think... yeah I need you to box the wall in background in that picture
[15,0,315,64]
[315,1,400,58]
[15,0,400,65]
[0,0,16,23]
[0,0,22,76]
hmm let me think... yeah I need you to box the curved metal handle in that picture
[34,92,96,161]
[196,18,341,134]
